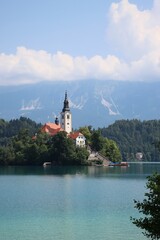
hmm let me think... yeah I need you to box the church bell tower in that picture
[61,91,72,133]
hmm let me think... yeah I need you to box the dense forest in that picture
[0,117,90,166]
[0,117,159,165]
[0,117,41,146]
[99,119,160,162]
[0,117,122,166]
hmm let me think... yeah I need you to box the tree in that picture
[75,147,89,165]
[48,131,89,165]
[105,139,122,163]
[91,130,103,152]
[131,173,160,239]
[0,146,15,165]
[49,131,77,165]
[100,119,160,162]
[79,126,91,145]
[155,141,160,152]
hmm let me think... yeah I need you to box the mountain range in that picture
[0,80,160,128]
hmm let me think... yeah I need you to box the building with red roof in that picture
[69,132,86,147]
[41,92,86,147]
[41,118,64,136]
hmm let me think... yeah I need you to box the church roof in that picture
[62,91,70,112]
[41,123,63,136]
[69,132,85,140]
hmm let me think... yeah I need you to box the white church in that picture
[41,91,86,147]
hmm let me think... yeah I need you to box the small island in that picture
[0,92,160,166]
[0,92,122,166]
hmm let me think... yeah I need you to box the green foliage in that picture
[49,131,76,164]
[0,120,89,166]
[91,130,104,152]
[104,139,122,163]
[48,132,89,165]
[1,117,159,164]
[100,120,160,162]
[0,117,41,145]
[131,173,160,239]
[0,146,15,165]
[79,126,92,144]
[82,128,122,163]
[75,147,89,165]
[155,141,160,152]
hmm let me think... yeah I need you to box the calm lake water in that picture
[0,163,160,240]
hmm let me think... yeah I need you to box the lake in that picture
[0,163,160,240]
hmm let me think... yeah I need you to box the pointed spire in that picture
[65,90,67,101]
[62,91,70,112]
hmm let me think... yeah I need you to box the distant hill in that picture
[100,119,160,162]
[0,80,160,128]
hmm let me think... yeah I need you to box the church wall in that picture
[61,111,72,134]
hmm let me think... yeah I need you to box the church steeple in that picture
[62,91,70,112]
[60,91,72,133]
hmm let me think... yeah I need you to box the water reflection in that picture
[0,163,160,178]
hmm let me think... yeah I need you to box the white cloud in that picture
[0,47,127,84]
[106,0,160,61]
[0,0,160,85]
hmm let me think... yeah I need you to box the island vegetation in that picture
[0,117,160,165]
[0,117,121,166]
[0,119,88,166]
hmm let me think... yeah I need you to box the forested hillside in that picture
[100,120,160,162]
[0,117,121,166]
[0,117,41,146]
[0,117,160,164]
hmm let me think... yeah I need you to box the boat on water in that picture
[109,162,128,167]
[43,162,52,167]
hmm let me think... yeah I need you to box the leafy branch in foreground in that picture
[131,173,160,239]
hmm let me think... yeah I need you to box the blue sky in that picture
[0,0,159,85]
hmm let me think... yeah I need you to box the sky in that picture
[0,0,159,85]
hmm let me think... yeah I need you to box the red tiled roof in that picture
[69,132,84,140]
[44,123,61,129]
[41,123,63,136]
